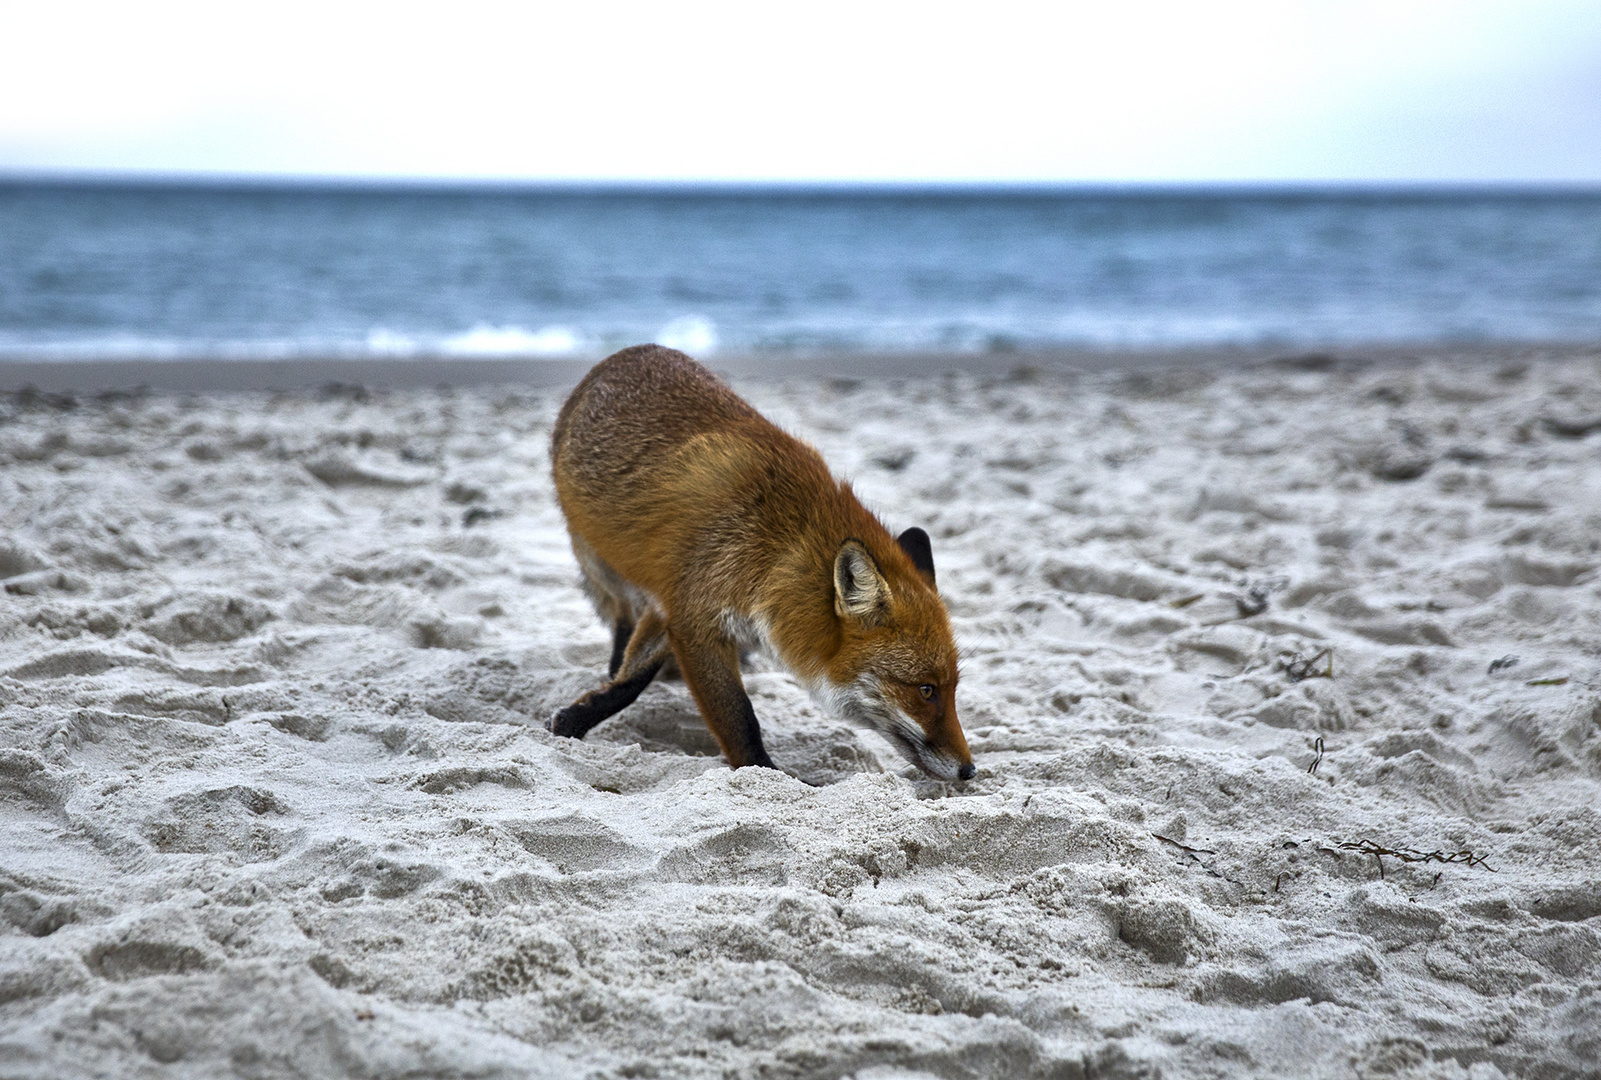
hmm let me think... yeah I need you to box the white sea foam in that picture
[657,315,718,355]
[364,327,422,356]
[0,333,370,362]
[2,325,590,363]
[441,324,586,357]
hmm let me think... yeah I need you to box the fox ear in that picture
[834,539,889,621]
[896,527,935,585]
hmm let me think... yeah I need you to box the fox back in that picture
[550,344,973,781]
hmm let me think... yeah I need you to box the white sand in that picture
[1,352,1599,1080]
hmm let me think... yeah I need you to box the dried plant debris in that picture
[1328,838,1497,874]
[1280,647,1335,681]
[1153,834,1218,857]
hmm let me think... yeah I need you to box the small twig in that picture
[1150,835,1252,889]
[1282,647,1335,681]
[1307,736,1324,776]
[1526,677,1569,687]
[1333,837,1496,873]
[1153,834,1217,857]
[1168,593,1206,609]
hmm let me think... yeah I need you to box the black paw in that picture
[549,707,587,739]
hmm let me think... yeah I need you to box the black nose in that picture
[957,762,975,781]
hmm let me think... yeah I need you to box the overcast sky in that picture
[3,0,1599,184]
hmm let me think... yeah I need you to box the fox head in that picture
[819,529,974,781]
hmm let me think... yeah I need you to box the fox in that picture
[547,344,974,781]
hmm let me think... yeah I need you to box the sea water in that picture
[2,181,1599,360]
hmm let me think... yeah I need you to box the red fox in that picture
[548,344,974,781]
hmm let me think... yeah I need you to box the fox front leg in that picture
[669,628,776,770]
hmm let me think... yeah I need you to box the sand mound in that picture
[2,353,1599,1079]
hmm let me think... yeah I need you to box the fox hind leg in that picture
[570,535,642,679]
[551,609,669,739]
[608,617,633,678]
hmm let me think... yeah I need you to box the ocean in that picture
[2,180,1599,361]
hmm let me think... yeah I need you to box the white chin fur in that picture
[911,752,963,781]
[805,676,960,779]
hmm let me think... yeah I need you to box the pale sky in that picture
[2,0,1599,183]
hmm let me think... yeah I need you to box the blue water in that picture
[2,181,1600,360]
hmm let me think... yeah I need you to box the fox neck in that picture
[746,552,849,684]
[752,572,897,734]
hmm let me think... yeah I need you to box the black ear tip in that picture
[896,527,936,583]
[896,527,930,551]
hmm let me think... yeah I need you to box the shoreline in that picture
[1,340,1598,394]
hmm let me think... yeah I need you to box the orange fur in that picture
[549,345,973,780]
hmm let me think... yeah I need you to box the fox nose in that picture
[957,762,975,781]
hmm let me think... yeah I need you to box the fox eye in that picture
[917,684,937,702]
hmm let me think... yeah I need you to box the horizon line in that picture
[5,169,1601,198]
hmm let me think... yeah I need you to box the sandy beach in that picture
[2,347,1599,1079]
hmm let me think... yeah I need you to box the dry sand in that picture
[1,350,1599,1079]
